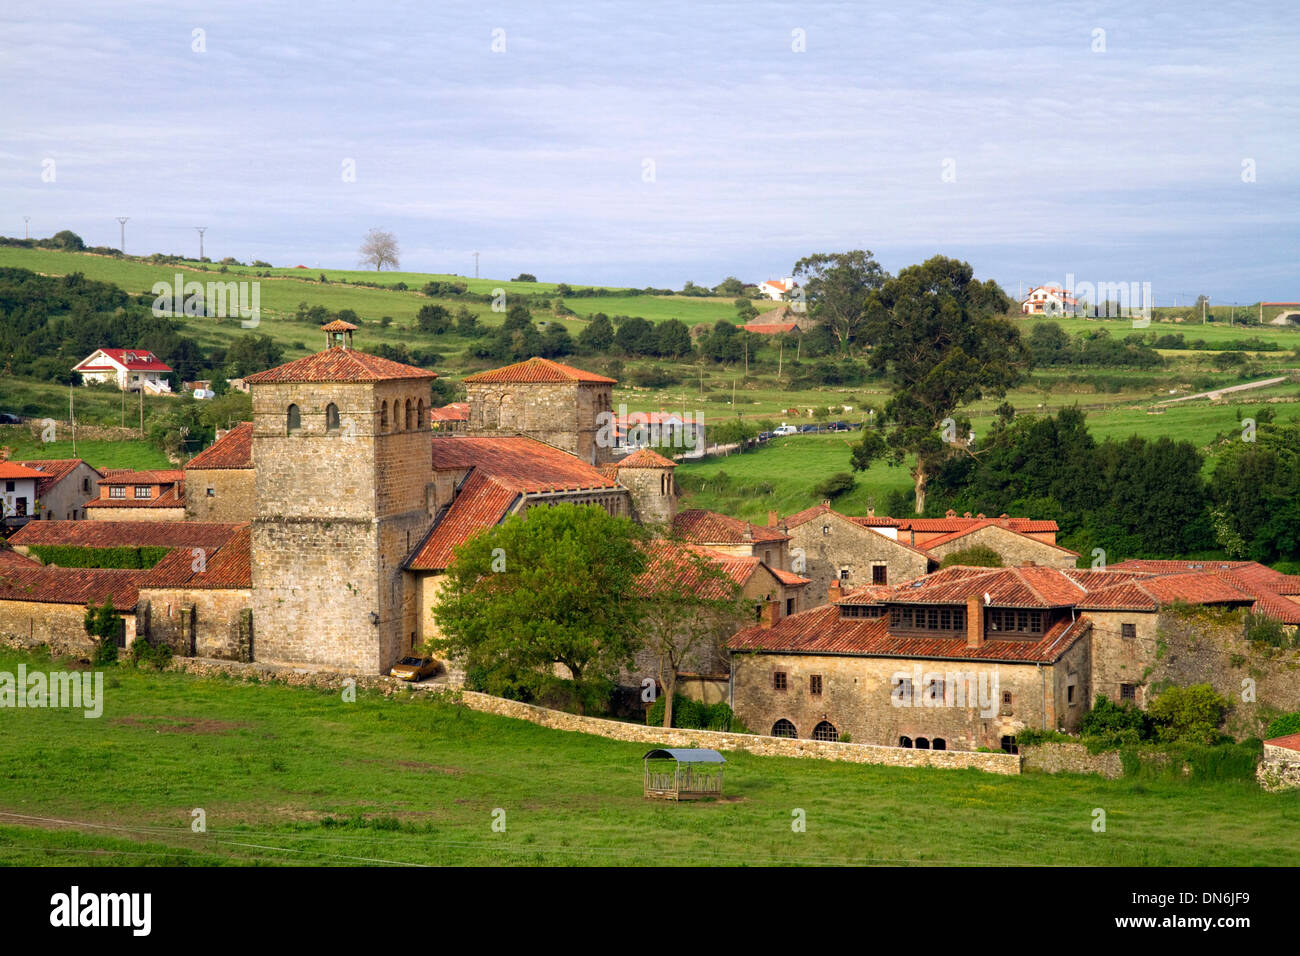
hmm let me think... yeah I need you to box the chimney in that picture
[999,513,1010,527]
[0,446,9,462]
[828,579,842,604]
[867,506,875,517]
[945,508,957,518]
[963,512,972,519]
[822,499,831,508]
[976,513,985,520]
[764,599,781,627]
[768,510,779,528]
[966,594,985,649]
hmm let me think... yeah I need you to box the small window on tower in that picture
[287,404,301,435]
[326,403,340,434]
[380,401,389,432]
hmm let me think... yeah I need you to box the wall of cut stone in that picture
[184,469,255,522]
[787,515,930,609]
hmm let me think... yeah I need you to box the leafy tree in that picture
[416,304,452,334]
[734,298,759,322]
[614,316,655,355]
[850,256,1029,513]
[84,599,120,665]
[51,230,86,251]
[653,319,693,358]
[1080,694,1152,744]
[1209,421,1300,562]
[541,323,573,357]
[637,543,748,727]
[1148,684,1228,744]
[791,250,889,354]
[431,504,648,713]
[358,228,400,271]
[224,333,285,378]
[454,306,483,337]
[578,313,614,352]
[714,276,745,297]
[512,273,538,282]
[701,320,742,363]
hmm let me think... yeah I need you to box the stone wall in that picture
[729,645,1088,751]
[139,587,251,660]
[0,603,136,656]
[1021,742,1124,779]
[922,524,1077,569]
[1257,743,1300,791]
[465,381,611,465]
[184,468,255,522]
[617,466,676,525]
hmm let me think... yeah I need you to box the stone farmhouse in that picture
[85,469,186,521]
[729,562,1300,752]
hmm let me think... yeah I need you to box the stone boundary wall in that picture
[1257,743,1300,792]
[1021,742,1124,779]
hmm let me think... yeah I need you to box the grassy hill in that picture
[0,647,1291,866]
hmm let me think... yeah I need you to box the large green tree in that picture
[430,504,648,713]
[791,250,889,354]
[850,256,1025,513]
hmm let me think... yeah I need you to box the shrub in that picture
[83,599,120,665]
[939,545,1003,568]
[1147,684,1228,744]
[1080,694,1152,742]
[1265,712,1300,739]
[812,472,857,500]
[129,636,173,670]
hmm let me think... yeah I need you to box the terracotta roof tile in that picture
[615,448,677,469]
[769,567,811,587]
[917,521,1079,555]
[1265,733,1300,752]
[140,526,251,589]
[320,319,358,332]
[0,548,39,570]
[243,347,438,384]
[10,520,243,551]
[673,509,789,545]
[431,436,620,494]
[0,462,47,480]
[185,423,253,470]
[462,357,616,385]
[633,541,758,599]
[0,566,141,608]
[86,485,186,510]
[897,516,1060,533]
[405,471,521,571]
[95,470,185,485]
[16,459,97,497]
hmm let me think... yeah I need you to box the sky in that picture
[2,0,1297,303]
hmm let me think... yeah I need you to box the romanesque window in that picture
[893,676,912,700]
[932,738,947,751]
[914,737,931,750]
[380,401,389,432]
[417,399,426,429]
[811,720,838,742]
[772,671,787,691]
[287,403,301,435]
[326,403,340,434]
[899,736,913,748]
[927,677,945,703]
[771,719,797,738]
[405,399,414,431]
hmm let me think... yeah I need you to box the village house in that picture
[728,561,1300,751]
[0,460,46,530]
[1020,284,1078,316]
[183,423,254,522]
[429,401,470,435]
[757,277,798,301]
[72,348,174,393]
[85,470,186,521]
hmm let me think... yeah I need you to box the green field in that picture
[0,648,1294,866]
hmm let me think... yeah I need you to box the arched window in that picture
[811,720,838,742]
[325,402,340,433]
[932,738,947,751]
[417,399,425,430]
[915,737,931,750]
[771,719,797,739]
[899,736,913,748]
[287,404,301,435]
[380,401,389,432]
[405,399,414,431]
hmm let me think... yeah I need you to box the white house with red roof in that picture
[72,348,174,392]
[1020,284,1078,316]
[757,277,798,301]
[0,460,46,529]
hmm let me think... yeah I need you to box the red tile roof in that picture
[320,319,358,332]
[405,470,521,572]
[431,436,621,494]
[615,448,677,469]
[10,520,243,551]
[429,402,470,423]
[243,347,438,384]
[16,459,98,498]
[185,423,253,470]
[847,515,904,528]
[633,541,761,600]
[769,566,811,587]
[0,461,47,480]
[916,521,1079,555]
[1265,733,1300,753]
[462,357,616,385]
[96,469,185,485]
[0,566,141,608]
[729,601,1091,664]
[673,509,789,546]
[742,323,799,334]
[74,348,172,372]
[139,526,251,589]
[1112,560,1300,596]
[0,548,39,570]
[885,565,1089,608]
[897,516,1060,533]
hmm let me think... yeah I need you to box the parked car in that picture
[757,431,772,442]
[0,412,21,425]
[772,424,799,436]
[798,424,818,433]
[390,657,438,682]
[829,421,849,432]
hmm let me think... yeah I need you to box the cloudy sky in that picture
[2,1,1297,301]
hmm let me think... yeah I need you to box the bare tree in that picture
[358,228,401,271]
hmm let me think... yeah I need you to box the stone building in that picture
[183,423,255,522]
[609,447,678,526]
[1258,734,1300,791]
[242,328,440,674]
[462,357,616,465]
[910,517,1078,569]
[778,503,934,604]
[85,470,186,521]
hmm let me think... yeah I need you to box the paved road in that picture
[1157,375,1292,405]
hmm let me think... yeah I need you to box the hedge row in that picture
[28,544,172,569]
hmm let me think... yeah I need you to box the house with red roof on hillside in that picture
[72,348,174,392]
[14,458,102,521]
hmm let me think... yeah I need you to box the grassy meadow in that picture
[0,648,1295,867]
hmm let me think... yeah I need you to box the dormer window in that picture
[326,402,340,434]
[287,404,301,435]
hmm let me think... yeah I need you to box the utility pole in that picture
[139,388,144,438]
[23,216,30,239]
[473,252,479,278]
[116,217,130,253]
[195,226,207,260]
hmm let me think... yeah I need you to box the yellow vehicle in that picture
[390,656,438,682]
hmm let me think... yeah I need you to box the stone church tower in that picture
[613,447,678,525]
[243,322,439,673]
[462,357,616,465]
